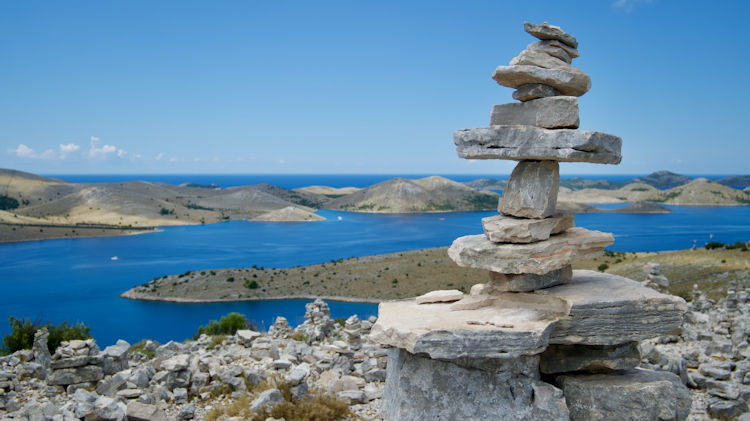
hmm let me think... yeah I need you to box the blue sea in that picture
[1,174,748,347]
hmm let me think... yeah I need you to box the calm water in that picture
[1,203,749,347]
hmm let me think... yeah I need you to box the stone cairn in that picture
[371,22,692,420]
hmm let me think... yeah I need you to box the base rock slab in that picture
[554,369,691,421]
[381,348,569,421]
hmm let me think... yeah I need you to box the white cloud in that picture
[117,149,127,158]
[11,144,35,158]
[87,136,118,158]
[155,152,164,160]
[59,143,80,159]
[168,157,178,163]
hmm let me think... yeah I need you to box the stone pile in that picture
[0,300,386,420]
[371,21,692,420]
[642,281,750,419]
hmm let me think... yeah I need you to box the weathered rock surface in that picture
[370,293,569,359]
[491,96,579,129]
[448,227,614,274]
[372,270,686,361]
[482,211,574,243]
[554,369,691,421]
[528,40,579,61]
[493,65,590,97]
[524,21,578,49]
[488,265,572,292]
[415,289,463,304]
[499,160,560,218]
[510,48,571,70]
[454,126,622,164]
[381,349,569,421]
[513,83,562,101]
[540,342,641,374]
[546,270,687,345]
[48,365,103,386]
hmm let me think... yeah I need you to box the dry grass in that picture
[203,375,350,421]
[125,247,487,302]
[573,248,750,301]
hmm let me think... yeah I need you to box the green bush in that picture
[245,280,259,289]
[705,241,725,250]
[726,241,748,251]
[0,195,19,210]
[194,312,251,339]
[1,317,91,356]
[597,263,609,272]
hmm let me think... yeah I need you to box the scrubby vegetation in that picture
[705,241,748,251]
[0,317,92,355]
[204,375,350,421]
[194,312,252,339]
[0,194,19,210]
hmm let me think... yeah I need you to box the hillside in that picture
[559,179,750,206]
[122,245,749,303]
[630,170,693,190]
[715,175,750,189]
[0,169,327,241]
[325,176,499,212]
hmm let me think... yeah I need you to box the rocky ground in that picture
[0,300,386,421]
[3,280,750,420]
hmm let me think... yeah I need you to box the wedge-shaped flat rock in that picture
[524,21,578,49]
[370,270,687,360]
[448,227,614,275]
[488,265,572,292]
[454,125,622,164]
[493,65,590,96]
[482,212,574,243]
[370,292,570,360]
[547,270,687,345]
[490,96,579,129]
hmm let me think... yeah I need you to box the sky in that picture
[1,0,748,175]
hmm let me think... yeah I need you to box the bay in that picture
[1,203,749,348]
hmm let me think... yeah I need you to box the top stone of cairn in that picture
[523,21,578,49]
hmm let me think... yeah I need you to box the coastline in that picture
[120,245,750,304]
[120,290,381,304]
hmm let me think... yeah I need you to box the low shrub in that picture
[1,317,92,355]
[194,312,252,339]
[597,263,609,272]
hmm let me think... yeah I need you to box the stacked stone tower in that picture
[371,22,692,420]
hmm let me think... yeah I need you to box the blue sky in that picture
[1,0,748,175]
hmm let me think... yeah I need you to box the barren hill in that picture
[630,170,692,190]
[325,176,499,212]
[558,179,750,206]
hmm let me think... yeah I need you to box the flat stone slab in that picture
[528,40,579,61]
[510,49,571,70]
[554,369,691,421]
[513,83,561,102]
[539,342,640,374]
[482,212,574,243]
[370,293,570,359]
[488,266,572,292]
[416,289,463,304]
[546,270,687,345]
[454,126,622,164]
[524,21,578,49]
[491,96,578,129]
[493,65,590,97]
[448,227,614,275]
[370,270,687,359]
